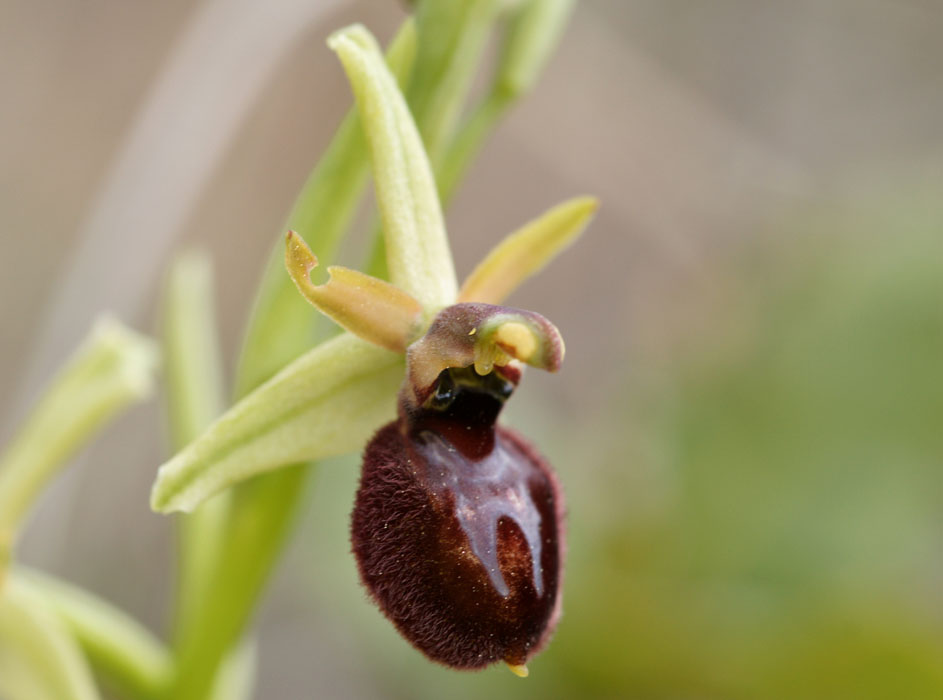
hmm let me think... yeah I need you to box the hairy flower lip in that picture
[352,418,565,671]
[350,303,567,672]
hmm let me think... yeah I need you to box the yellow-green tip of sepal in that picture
[459,196,598,305]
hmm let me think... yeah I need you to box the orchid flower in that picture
[151,23,596,675]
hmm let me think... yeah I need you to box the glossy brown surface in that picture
[351,369,564,669]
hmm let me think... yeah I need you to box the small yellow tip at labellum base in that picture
[507,663,529,678]
[284,231,424,352]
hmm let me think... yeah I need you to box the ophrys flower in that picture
[151,23,596,676]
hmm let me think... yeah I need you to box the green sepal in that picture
[329,24,458,311]
[151,333,402,514]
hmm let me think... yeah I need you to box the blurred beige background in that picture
[2,1,942,698]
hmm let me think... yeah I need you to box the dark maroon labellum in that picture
[351,366,565,670]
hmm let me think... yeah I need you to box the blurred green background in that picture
[2,1,942,698]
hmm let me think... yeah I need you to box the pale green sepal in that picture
[0,318,158,575]
[0,577,101,700]
[151,333,402,513]
[329,24,458,311]
[10,569,171,699]
[235,17,417,396]
[459,196,598,304]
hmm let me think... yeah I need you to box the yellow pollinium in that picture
[494,321,538,362]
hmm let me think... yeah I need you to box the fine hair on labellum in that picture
[351,367,565,670]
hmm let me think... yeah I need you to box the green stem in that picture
[160,252,230,652]
[437,91,512,205]
[166,467,305,700]
[408,0,501,165]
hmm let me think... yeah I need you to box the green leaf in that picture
[329,24,458,311]
[10,569,172,700]
[150,332,402,514]
[0,577,101,700]
[0,318,157,576]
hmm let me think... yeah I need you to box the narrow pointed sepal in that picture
[328,24,458,311]
[285,231,423,351]
[458,196,598,305]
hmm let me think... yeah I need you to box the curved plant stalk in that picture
[11,569,171,699]
[0,319,157,581]
[0,576,101,700]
